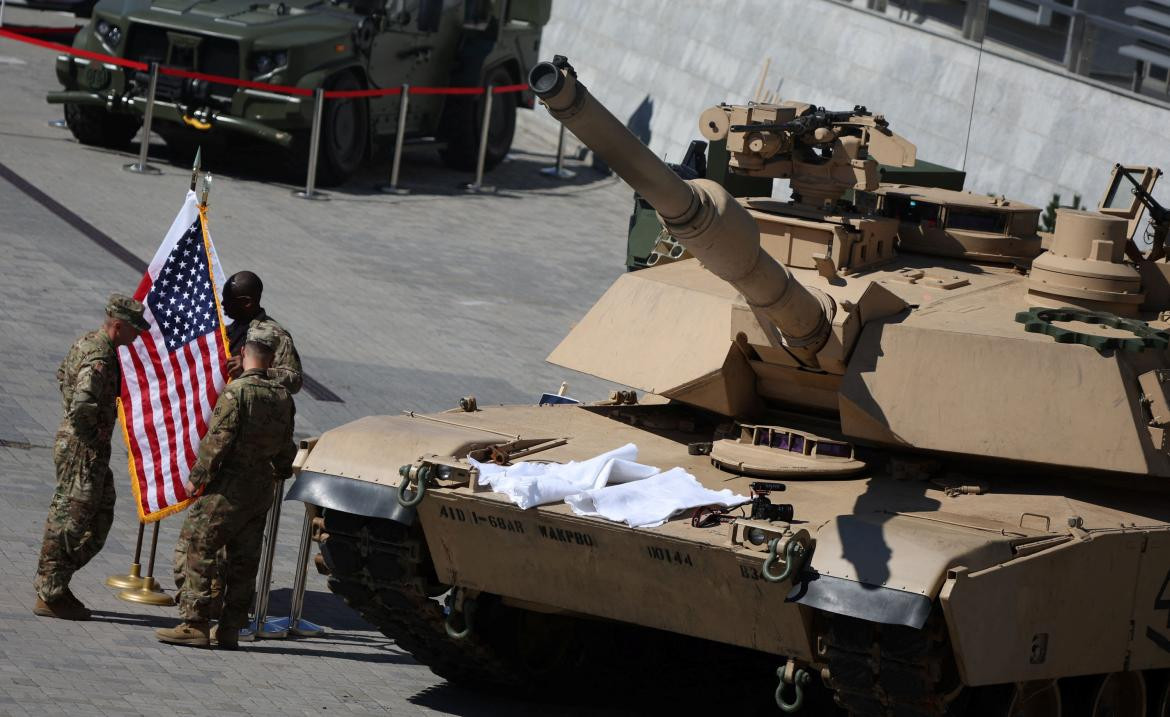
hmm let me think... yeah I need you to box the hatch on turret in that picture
[709,423,866,478]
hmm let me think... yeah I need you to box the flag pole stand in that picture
[106,522,146,589]
[118,521,175,606]
[240,480,288,640]
[265,503,324,637]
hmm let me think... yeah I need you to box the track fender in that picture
[940,527,1170,685]
[287,414,507,521]
[790,512,1019,629]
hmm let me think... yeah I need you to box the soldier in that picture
[156,324,296,649]
[171,269,302,610]
[34,294,148,621]
[222,270,302,394]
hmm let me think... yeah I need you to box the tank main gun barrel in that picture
[529,57,834,363]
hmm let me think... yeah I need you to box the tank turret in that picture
[529,58,834,365]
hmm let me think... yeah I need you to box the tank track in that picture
[314,506,801,711]
[820,612,965,716]
[315,506,531,690]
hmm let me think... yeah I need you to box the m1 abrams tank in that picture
[287,55,1170,715]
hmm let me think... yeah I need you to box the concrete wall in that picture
[537,0,1170,210]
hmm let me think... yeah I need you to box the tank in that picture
[46,0,550,184]
[287,55,1170,715]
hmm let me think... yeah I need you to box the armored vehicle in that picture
[47,0,550,183]
[287,55,1170,716]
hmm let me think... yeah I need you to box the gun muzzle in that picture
[529,58,834,363]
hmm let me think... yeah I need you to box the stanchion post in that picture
[265,503,324,637]
[118,520,175,605]
[123,62,162,175]
[540,123,576,180]
[241,480,288,640]
[293,88,329,200]
[106,522,146,589]
[378,84,410,195]
[461,84,496,194]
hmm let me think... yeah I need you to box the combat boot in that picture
[155,622,211,647]
[213,624,239,651]
[33,596,90,621]
[61,589,92,616]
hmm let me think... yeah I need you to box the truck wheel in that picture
[317,72,368,186]
[438,65,516,172]
[64,103,142,149]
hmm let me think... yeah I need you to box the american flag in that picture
[118,191,230,522]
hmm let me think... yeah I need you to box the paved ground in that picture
[0,9,635,715]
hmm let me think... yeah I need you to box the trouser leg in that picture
[34,438,111,602]
[219,510,267,630]
[176,496,234,624]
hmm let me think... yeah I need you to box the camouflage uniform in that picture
[34,295,148,604]
[174,362,296,629]
[227,309,302,394]
[172,308,300,598]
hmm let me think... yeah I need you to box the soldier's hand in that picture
[225,355,243,378]
[184,480,197,496]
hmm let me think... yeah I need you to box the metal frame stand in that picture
[264,503,324,637]
[106,522,146,589]
[460,84,496,194]
[240,480,287,641]
[293,89,329,201]
[123,62,162,176]
[540,124,577,180]
[118,521,175,605]
[378,84,411,195]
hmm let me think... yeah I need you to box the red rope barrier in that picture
[0,27,531,99]
[158,65,313,97]
[0,27,146,70]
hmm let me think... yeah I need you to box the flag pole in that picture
[189,147,202,191]
[118,521,175,605]
[105,522,146,589]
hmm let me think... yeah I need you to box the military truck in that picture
[285,55,1170,716]
[46,0,550,184]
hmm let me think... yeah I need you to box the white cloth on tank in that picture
[469,443,658,509]
[564,467,749,528]
[469,443,749,527]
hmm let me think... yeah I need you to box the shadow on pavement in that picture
[89,609,174,628]
[90,135,612,198]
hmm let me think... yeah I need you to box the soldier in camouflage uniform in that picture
[172,270,301,611]
[157,324,296,649]
[34,294,148,621]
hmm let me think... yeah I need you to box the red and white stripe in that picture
[118,191,229,521]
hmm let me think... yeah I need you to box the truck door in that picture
[367,0,463,136]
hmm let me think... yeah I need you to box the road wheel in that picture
[967,681,1060,716]
[64,102,142,149]
[438,65,516,172]
[1061,672,1146,717]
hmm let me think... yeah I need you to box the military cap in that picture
[245,323,278,351]
[107,293,149,331]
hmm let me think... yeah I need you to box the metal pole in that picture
[106,522,146,589]
[123,62,162,175]
[379,84,411,195]
[540,123,576,180]
[117,520,174,605]
[293,88,329,200]
[461,84,496,193]
[0,0,7,28]
[265,503,324,637]
[244,480,287,639]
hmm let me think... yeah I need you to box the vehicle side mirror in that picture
[417,0,441,32]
